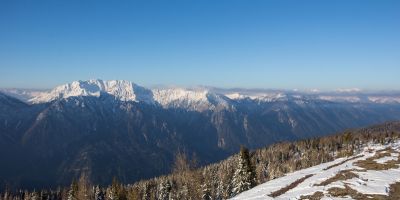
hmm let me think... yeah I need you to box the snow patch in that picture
[231,141,400,200]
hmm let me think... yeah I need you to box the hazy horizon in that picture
[1,1,399,90]
[2,78,400,94]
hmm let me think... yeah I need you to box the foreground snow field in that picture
[231,140,400,199]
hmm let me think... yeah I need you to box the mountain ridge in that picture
[3,80,400,104]
[2,79,400,113]
[1,81,400,189]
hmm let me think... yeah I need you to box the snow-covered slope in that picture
[231,141,400,199]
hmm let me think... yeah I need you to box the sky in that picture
[0,0,399,90]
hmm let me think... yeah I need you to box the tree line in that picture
[1,122,399,200]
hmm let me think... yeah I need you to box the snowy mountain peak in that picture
[152,88,231,111]
[29,79,154,104]
[8,80,400,107]
[27,80,230,111]
[225,92,287,102]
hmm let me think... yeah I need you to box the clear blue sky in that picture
[0,0,399,90]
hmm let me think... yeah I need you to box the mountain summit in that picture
[29,79,154,104]
[26,79,231,111]
[4,79,400,107]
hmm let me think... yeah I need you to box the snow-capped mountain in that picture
[26,79,233,111]
[153,88,231,111]
[225,92,400,104]
[4,79,400,109]
[0,88,48,102]
[225,92,288,102]
[29,79,155,104]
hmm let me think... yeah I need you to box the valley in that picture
[1,80,400,190]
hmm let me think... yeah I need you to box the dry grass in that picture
[323,155,363,170]
[314,170,358,186]
[355,159,399,170]
[388,182,400,200]
[325,148,400,199]
[354,149,400,170]
[328,184,387,200]
[305,148,400,199]
[299,191,324,200]
[376,147,397,154]
[268,174,314,197]
[328,182,400,200]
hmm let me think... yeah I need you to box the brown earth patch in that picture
[314,170,358,186]
[323,155,363,170]
[269,174,314,198]
[388,182,400,200]
[376,147,398,154]
[355,159,399,170]
[299,191,324,200]
[328,182,400,200]
[354,150,400,170]
[328,184,387,200]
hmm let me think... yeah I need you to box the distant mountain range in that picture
[2,79,400,106]
[1,79,400,189]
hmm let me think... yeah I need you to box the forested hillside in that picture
[1,121,399,200]
[2,83,400,189]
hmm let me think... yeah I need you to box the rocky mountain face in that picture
[1,80,400,189]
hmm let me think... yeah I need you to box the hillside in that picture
[231,140,400,199]
[2,121,400,199]
[1,80,400,189]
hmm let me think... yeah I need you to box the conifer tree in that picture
[68,180,78,200]
[77,173,92,200]
[201,183,211,200]
[3,190,9,200]
[31,191,39,200]
[127,186,140,200]
[23,190,30,200]
[142,183,150,200]
[107,187,117,200]
[232,146,256,196]
[158,179,171,200]
[107,177,121,200]
[95,185,105,200]
[215,179,225,200]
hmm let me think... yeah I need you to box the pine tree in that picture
[3,190,9,200]
[232,146,256,196]
[67,180,78,200]
[158,179,171,200]
[127,187,140,200]
[142,183,150,200]
[201,183,211,200]
[107,187,117,200]
[31,191,39,200]
[95,185,105,200]
[77,173,92,200]
[215,179,225,200]
[107,178,120,200]
[23,190,30,200]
